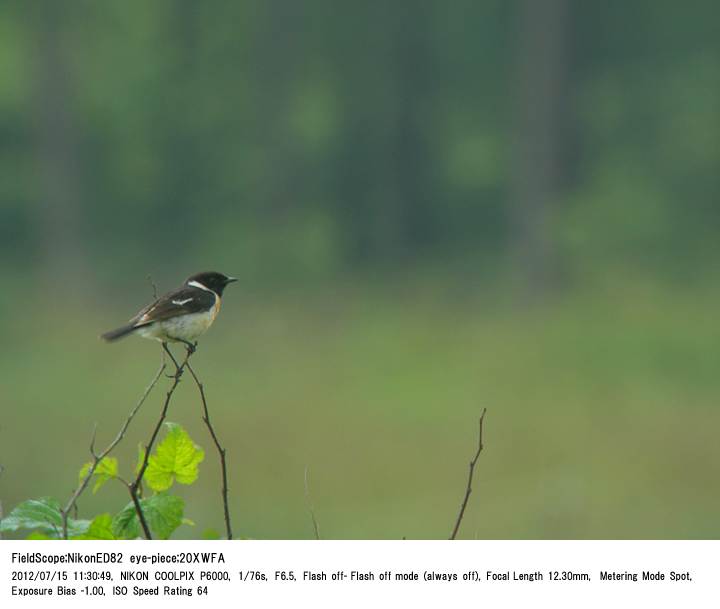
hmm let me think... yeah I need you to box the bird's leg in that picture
[179,339,197,355]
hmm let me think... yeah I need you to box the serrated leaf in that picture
[145,494,184,539]
[144,423,204,492]
[112,494,185,540]
[78,457,118,494]
[0,497,90,538]
[111,502,140,539]
[0,497,61,534]
[73,514,116,540]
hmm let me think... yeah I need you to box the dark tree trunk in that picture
[389,0,436,256]
[335,2,436,266]
[31,1,90,287]
[248,0,304,221]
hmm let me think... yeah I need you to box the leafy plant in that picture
[0,497,90,539]
[0,422,200,540]
[145,422,205,491]
[78,457,118,494]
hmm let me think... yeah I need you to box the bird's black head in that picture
[185,271,237,296]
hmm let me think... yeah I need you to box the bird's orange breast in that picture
[210,295,221,321]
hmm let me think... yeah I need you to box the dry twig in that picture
[130,343,194,539]
[186,362,233,540]
[303,465,320,540]
[60,358,166,539]
[146,274,159,299]
[449,409,487,540]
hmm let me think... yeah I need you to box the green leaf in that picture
[0,497,61,534]
[0,497,90,538]
[78,457,118,494]
[112,494,185,540]
[111,502,140,540]
[145,423,204,492]
[66,518,92,537]
[202,528,220,540]
[26,531,53,540]
[144,494,185,539]
[73,514,116,540]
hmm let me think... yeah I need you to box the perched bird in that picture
[102,271,236,348]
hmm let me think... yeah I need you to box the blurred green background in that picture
[1,0,719,539]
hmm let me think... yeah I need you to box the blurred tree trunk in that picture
[149,0,202,251]
[31,2,90,287]
[333,4,392,264]
[390,0,436,256]
[335,2,436,265]
[251,0,303,220]
[510,0,570,296]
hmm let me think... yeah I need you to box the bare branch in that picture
[186,361,233,540]
[59,334,228,541]
[304,465,320,540]
[89,423,99,458]
[449,408,487,540]
[60,357,166,539]
[130,343,194,539]
[146,274,159,299]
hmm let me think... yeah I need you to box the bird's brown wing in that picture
[129,286,216,326]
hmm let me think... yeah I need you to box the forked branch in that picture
[449,408,487,540]
[60,358,166,539]
[130,343,194,539]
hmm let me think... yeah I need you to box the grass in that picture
[1,276,719,538]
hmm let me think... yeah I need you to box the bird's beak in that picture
[226,277,238,284]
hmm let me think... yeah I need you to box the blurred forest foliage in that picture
[1,2,719,539]
[0,0,717,293]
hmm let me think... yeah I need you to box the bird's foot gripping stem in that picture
[180,340,198,355]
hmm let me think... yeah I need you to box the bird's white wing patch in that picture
[172,298,193,306]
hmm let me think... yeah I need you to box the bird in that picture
[102,271,236,351]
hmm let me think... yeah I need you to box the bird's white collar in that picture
[188,280,213,293]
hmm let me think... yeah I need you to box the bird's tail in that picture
[101,323,139,342]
